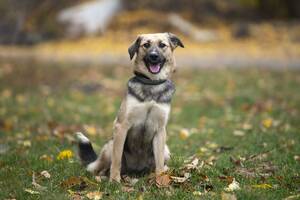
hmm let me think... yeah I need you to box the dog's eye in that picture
[159,43,166,48]
[143,43,150,48]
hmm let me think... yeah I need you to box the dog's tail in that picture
[75,132,98,168]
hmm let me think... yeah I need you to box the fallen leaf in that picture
[233,130,245,137]
[219,176,234,184]
[61,176,87,190]
[57,150,73,160]
[179,128,190,140]
[242,123,252,130]
[262,118,272,128]
[40,154,53,162]
[193,191,203,196]
[156,174,171,188]
[122,175,139,186]
[284,194,300,200]
[41,170,51,179]
[121,186,134,192]
[84,125,97,136]
[221,192,237,200]
[252,183,272,189]
[170,172,191,183]
[183,157,199,170]
[24,188,40,195]
[86,191,102,200]
[224,178,240,192]
[32,172,46,191]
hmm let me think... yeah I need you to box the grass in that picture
[0,59,299,200]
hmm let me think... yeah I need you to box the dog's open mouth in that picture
[149,64,161,74]
[144,60,165,74]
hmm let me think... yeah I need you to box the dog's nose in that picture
[149,52,159,62]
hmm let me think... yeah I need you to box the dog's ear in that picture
[128,36,141,60]
[167,33,184,49]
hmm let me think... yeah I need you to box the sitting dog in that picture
[76,32,184,182]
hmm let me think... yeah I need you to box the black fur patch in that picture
[78,142,97,166]
[127,76,175,103]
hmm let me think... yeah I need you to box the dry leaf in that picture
[86,191,102,200]
[224,178,240,192]
[183,157,200,170]
[122,175,139,186]
[284,194,300,200]
[41,170,51,179]
[61,176,87,190]
[24,188,40,195]
[32,172,46,191]
[179,128,190,140]
[221,192,237,200]
[84,125,97,136]
[193,191,203,196]
[121,186,134,192]
[171,172,191,183]
[233,130,245,137]
[252,183,272,189]
[156,174,171,188]
[40,154,53,162]
[242,123,252,130]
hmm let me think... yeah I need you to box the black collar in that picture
[133,71,167,85]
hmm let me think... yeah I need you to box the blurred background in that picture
[1,2,300,199]
[1,0,300,68]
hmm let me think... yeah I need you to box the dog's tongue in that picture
[149,64,160,73]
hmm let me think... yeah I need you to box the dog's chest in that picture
[126,96,170,139]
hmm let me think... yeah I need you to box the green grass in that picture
[0,59,300,200]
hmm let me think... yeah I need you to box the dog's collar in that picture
[133,71,167,85]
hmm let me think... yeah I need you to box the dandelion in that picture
[57,150,73,160]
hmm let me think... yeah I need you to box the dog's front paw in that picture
[109,173,121,183]
[109,176,121,183]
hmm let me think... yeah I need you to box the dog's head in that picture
[128,33,184,80]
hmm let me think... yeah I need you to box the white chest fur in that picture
[126,95,170,134]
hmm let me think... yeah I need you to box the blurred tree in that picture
[0,0,82,45]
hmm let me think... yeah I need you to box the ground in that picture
[0,59,299,200]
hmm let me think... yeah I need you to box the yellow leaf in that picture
[57,150,73,160]
[84,125,97,136]
[24,188,40,195]
[252,183,272,189]
[86,191,102,200]
[179,128,190,140]
[262,119,272,128]
[224,178,240,192]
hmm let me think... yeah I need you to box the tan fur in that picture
[84,33,183,182]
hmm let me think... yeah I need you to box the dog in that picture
[76,32,184,182]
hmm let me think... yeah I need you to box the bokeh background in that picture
[1,0,300,68]
[1,1,300,199]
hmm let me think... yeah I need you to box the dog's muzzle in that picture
[144,52,166,74]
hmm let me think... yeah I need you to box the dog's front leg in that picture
[153,128,166,175]
[110,122,129,182]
